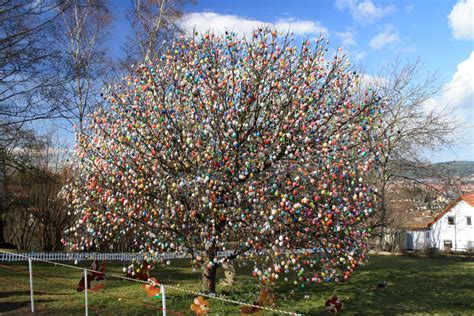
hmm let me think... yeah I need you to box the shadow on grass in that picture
[0,299,52,313]
[0,291,31,299]
[0,291,71,299]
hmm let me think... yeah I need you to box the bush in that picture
[426,247,439,257]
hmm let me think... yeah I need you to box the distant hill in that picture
[432,161,474,177]
[393,161,474,180]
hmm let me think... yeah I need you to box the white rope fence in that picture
[0,251,302,316]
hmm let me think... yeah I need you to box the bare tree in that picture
[51,0,113,132]
[3,129,46,249]
[0,1,70,127]
[0,125,47,246]
[361,60,459,249]
[124,0,190,64]
[0,1,72,245]
[5,200,38,250]
[4,132,72,250]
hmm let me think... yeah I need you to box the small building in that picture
[405,193,474,252]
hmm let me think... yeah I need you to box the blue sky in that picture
[97,1,474,162]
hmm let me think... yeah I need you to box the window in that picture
[448,216,455,225]
[467,217,472,226]
[425,231,430,239]
[444,240,453,251]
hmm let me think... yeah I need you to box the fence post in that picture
[28,258,34,313]
[160,284,167,316]
[84,269,89,316]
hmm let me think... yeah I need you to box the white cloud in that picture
[424,53,474,161]
[354,51,367,61]
[336,29,356,47]
[369,25,400,49]
[274,18,327,35]
[336,0,396,23]
[424,53,474,113]
[443,52,474,110]
[448,0,474,40]
[179,12,327,37]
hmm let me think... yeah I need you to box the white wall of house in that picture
[405,229,429,250]
[429,200,474,251]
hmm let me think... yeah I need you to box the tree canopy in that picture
[65,29,383,292]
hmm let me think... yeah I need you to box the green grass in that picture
[0,255,473,315]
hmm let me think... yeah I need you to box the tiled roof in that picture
[427,192,474,227]
[462,192,474,207]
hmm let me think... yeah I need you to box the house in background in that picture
[405,192,474,252]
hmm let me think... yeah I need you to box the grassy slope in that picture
[0,255,473,315]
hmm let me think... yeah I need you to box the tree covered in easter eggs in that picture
[64,29,383,293]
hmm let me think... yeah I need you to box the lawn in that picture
[0,254,473,315]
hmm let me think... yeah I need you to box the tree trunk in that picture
[0,215,5,245]
[374,180,387,251]
[0,148,5,245]
[201,262,218,293]
[201,246,218,293]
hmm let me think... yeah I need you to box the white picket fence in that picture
[0,250,236,262]
[0,252,144,262]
